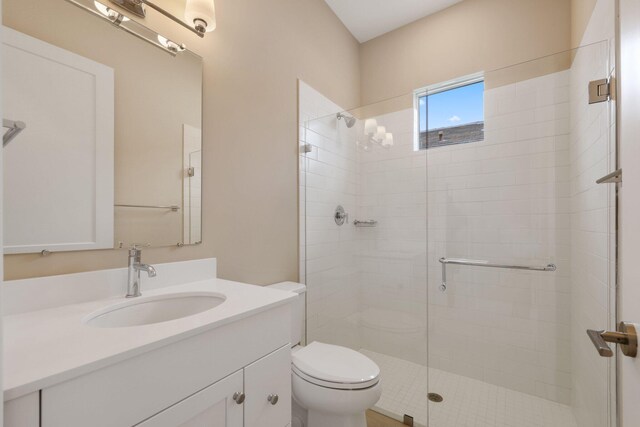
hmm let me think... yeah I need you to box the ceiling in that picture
[323,0,464,43]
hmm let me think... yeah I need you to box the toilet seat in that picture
[292,342,380,390]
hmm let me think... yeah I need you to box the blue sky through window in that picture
[419,81,484,131]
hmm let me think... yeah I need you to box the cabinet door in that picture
[244,345,291,427]
[4,392,39,427]
[136,370,243,427]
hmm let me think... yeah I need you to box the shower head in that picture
[337,112,356,128]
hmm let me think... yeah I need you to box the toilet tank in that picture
[267,282,306,346]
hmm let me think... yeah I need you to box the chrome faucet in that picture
[126,248,157,298]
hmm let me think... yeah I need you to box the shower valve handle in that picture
[334,205,348,225]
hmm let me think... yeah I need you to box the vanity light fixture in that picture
[110,0,215,37]
[67,0,187,56]
[185,0,216,33]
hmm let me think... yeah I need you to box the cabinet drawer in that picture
[136,370,243,427]
[244,345,291,427]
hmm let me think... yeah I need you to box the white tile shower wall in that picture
[298,81,362,349]
[359,70,574,404]
[569,1,615,426]
[356,110,428,365]
[427,71,573,404]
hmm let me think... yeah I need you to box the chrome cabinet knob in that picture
[267,394,279,405]
[233,392,245,404]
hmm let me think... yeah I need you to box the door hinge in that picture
[187,167,195,177]
[589,78,611,104]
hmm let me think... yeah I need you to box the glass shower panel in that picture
[427,42,615,427]
[299,81,429,425]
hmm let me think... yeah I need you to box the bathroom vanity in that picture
[3,259,295,427]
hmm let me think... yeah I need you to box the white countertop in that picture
[3,278,296,401]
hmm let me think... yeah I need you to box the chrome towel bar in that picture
[438,257,556,292]
[115,204,180,212]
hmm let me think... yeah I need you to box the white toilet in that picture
[268,282,382,427]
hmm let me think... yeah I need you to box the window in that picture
[416,77,484,150]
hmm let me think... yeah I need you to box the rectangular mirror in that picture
[2,0,203,253]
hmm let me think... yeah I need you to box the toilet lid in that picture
[292,342,380,390]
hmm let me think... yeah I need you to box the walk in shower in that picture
[299,37,616,427]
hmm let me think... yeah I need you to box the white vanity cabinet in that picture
[6,346,292,427]
[244,345,291,427]
[4,393,39,427]
[137,370,244,427]
[3,265,297,427]
[31,303,292,427]
[139,345,291,427]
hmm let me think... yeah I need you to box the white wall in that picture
[1,1,4,421]
[618,1,640,426]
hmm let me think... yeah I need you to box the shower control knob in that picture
[335,205,348,226]
[267,394,279,405]
[233,392,245,404]
[439,283,447,292]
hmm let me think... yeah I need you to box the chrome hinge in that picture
[589,78,611,104]
[300,143,312,153]
[187,167,195,177]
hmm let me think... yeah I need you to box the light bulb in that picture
[158,35,185,53]
[364,119,378,135]
[383,133,394,147]
[185,0,216,33]
[94,1,129,21]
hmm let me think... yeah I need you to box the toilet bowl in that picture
[292,342,381,427]
[267,282,382,427]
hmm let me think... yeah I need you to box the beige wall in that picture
[359,0,572,105]
[4,0,587,283]
[571,0,598,48]
[3,0,360,282]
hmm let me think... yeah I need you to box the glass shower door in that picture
[427,42,616,427]
[299,81,429,425]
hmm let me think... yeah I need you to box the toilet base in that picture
[308,410,367,427]
[293,397,368,427]
[292,377,381,427]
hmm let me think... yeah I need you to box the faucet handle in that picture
[130,243,150,250]
[128,243,149,258]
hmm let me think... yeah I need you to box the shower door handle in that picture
[587,321,638,358]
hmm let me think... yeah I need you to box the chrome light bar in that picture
[111,0,206,38]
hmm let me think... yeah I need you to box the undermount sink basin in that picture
[83,292,226,328]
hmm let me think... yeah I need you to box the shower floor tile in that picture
[361,349,577,427]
